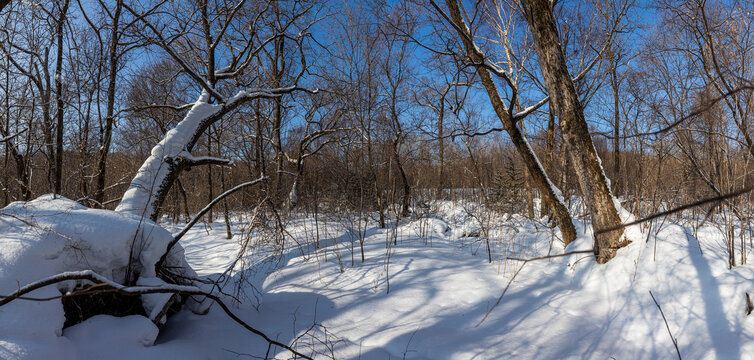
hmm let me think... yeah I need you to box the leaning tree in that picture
[429,0,631,262]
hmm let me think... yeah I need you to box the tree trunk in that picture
[288,159,303,210]
[177,178,190,223]
[41,51,54,194]
[94,0,123,206]
[254,99,266,177]
[271,36,286,206]
[541,108,557,219]
[53,0,70,195]
[367,137,386,228]
[215,127,232,239]
[609,51,621,196]
[0,126,31,200]
[393,139,411,218]
[521,0,626,263]
[207,132,214,223]
[443,0,577,245]
[438,102,445,189]
[521,121,535,218]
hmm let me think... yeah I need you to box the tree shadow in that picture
[683,229,741,359]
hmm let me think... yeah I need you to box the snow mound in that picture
[0,196,185,358]
[0,195,173,285]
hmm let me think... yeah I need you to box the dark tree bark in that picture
[609,49,622,196]
[0,125,30,200]
[271,35,286,205]
[94,0,123,206]
[520,0,626,263]
[438,101,445,187]
[521,121,535,218]
[53,0,70,195]
[41,50,54,193]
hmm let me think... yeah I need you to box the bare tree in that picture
[430,0,578,245]
[326,3,388,227]
[378,3,417,218]
[519,0,628,263]
[114,0,319,223]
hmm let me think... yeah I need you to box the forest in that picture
[0,0,753,359]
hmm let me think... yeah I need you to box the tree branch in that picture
[595,185,754,235]
[0,270,312,359]
[157,177,269,269]
[0,128,27,143]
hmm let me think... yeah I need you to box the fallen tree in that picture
[0,0,319,357]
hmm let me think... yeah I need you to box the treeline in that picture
[0,0,752,264]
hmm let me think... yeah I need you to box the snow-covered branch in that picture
[118,102,196,115]
[165,151,235,169]
[0,128,27,143]
[513,95,550,121]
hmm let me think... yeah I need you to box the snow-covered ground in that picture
[2,198,754,359]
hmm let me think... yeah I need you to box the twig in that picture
[157,177,269,269]
[475,262,526,327]
[476,249,594,327]
[649,290,682,360]
[506,249,595,262]
[402,330,418,360]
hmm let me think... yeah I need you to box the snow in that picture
[0,196,179,359]
[172,150,234,166]
[116,91,219,218]
[2,197,754,359]
[522,135,566,207]
[64,315,159,355]
[137,277,174,323]
[0,196,173,282]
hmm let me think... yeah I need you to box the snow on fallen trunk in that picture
[115,91,219,219]
[115,87,291,220]
[0,195,192,357]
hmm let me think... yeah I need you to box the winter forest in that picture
[0,0,753,358]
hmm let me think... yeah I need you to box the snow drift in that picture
[0,195,196,358]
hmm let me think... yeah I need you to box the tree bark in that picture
[438,101,445,189]
[41,50,54,193]
[94,0,123,206]
[443,0,577,245]
[521,121,535,218]
[393,138,411,218]
[53,0,70,195]
[541,108,557,219]
[271,36,285,205]
[520,0,626,263]
[609,50,621,196]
